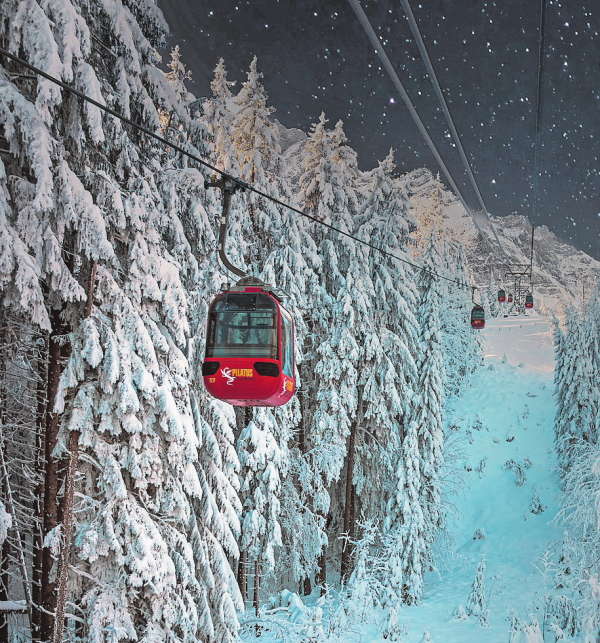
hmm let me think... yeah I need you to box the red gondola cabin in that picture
[202,285,295,406]
[470,305,485,329]
[525,293,534,309]
[507,293,513,303]
[498,289,506,303]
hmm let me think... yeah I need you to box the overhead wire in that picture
[0,46,476,291]
[529,0,548,285]
[397,0,511,268]
[347,0,505,265]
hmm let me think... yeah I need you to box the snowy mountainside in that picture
[406,169,599,314]
[274,119,307,153]
[277,121,596,313]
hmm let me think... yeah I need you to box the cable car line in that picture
[529,0,548,287]
[0,46,479,292]
[347,0,506,266]
[397,0,511,268]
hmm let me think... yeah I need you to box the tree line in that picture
[0,1,481,640]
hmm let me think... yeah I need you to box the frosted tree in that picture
[554,309,598,471]
[440,240,482,397]
[202,58,239,175]
[163,45,193,105]
[383,417,425,605]
[231,56,283,271]
[353,151,420,524]
[237,408,287,613]
[419,628,433,643]
[414,232,445,562]
[294,114,363,588]
[261,201,330,593]
[558,440,600,606]
[466,557,486,617]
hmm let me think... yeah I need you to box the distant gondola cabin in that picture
[470,305,485,329]
[507,293,513,303]
[525,293,534,309]
[498,289,506,303]
[202,286,295,406]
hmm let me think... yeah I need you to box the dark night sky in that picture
[157,0,600,260]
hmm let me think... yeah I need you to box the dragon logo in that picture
[221,367,235,386]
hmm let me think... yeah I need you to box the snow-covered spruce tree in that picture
[582,315,600,445]
[413,231,445,568]
[1,1,246,641]
[558,440,600,606]
[237,408,287,613]
[353,150,419,524]
[163,45,193,107]
[231,56,282,272]
[466,557,486,618]
[158,162,245,642]
[382,416,425,605]
[294,114,361,588]
[261,198,330,594]
[202,58,239,176]
[379,227,446,607]
[222,57,295,606]
[440,240,482,398]
[322,245,370,581]
[554,308,598,472]
[485,271,500,319]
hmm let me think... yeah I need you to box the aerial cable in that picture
[529,0,548,285]
[398,0,511,268]
[347,0,503,264]
[0,46,476,291]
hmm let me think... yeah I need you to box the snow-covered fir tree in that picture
[202,58,239,175]
[414,232,445,564]
[554,308,598,472]
[466,557,486,617]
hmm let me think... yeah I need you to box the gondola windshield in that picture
[206,293,278,359]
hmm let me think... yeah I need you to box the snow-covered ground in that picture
[385,312,560,641]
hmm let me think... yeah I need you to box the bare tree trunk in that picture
[0,319,8,643]
[237,550,247,602]
[349,484,356,561]
[0,538,9,643]
[52,428,79,643]
[32,333,47,642]
[237,406,253,603]
[253,556,261,618]
[340,421,357,581]
[315,524,327,593]
[53,262,95,643]
[40,307,64,641]
[0,434,32,623]
[297,392,312,596]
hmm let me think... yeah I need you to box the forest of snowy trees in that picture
[0,0,547,641]
[552,289,600,642]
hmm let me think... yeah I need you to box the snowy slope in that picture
[242,314,562,643]
[380,313,560,642]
